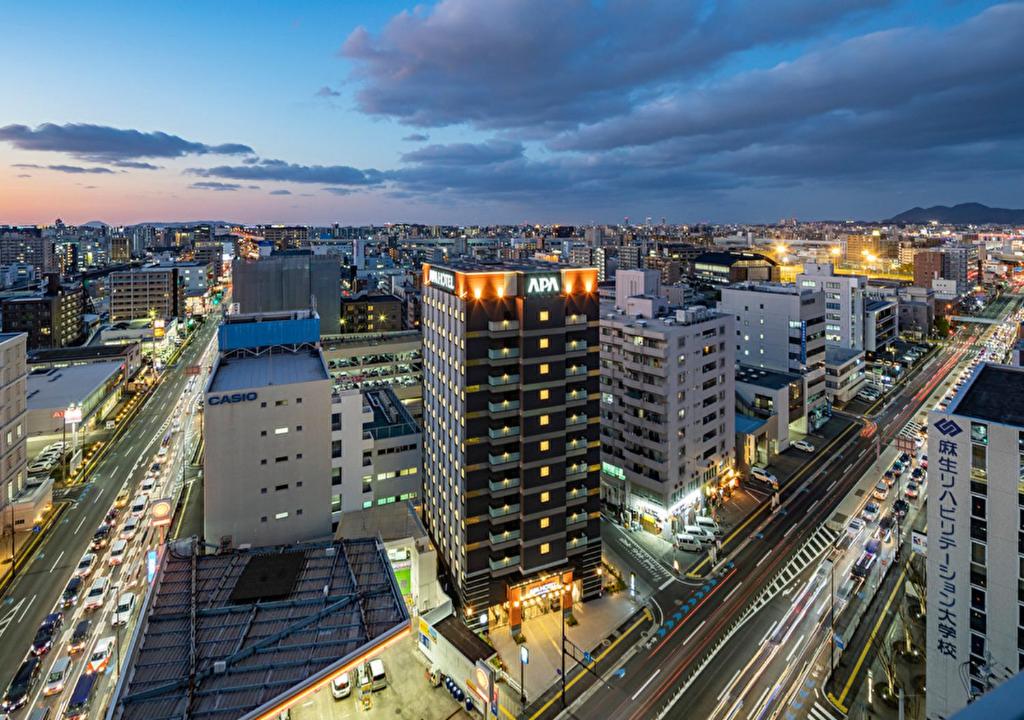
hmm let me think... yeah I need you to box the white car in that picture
[330,672,351,699]
[750,466,779,489]
[140,477,156,494]
[86,636,115,675]
[108,539,128,566]
[121,516,140,540]
[111,592,136,627]
[74,552,97,578]
[792,440,815,453]
[83,576,109,612]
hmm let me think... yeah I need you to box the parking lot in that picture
[287,633,475,720]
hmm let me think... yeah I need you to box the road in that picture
[0,317,219,711]
[552,325,992,720]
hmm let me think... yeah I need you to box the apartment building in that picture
[0,333,27,528]
[718,283,829,432]
[927,364,1024,718]
[0,276,84,350]
[420,260,601,632]
[109,267,184,322]
[599,303,735,534]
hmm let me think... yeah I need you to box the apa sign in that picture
[526,274,560,294]
[208,391,258,406]
[428,268,456,291]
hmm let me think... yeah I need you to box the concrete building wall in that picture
[0,333,28,522]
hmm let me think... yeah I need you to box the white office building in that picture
[796,263,866,350]
[718,283,830,432]
[599,302,736,533]
[927,364,1024,718]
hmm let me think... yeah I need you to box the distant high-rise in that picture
[0,229,54,276]
[231,251,341,335]
[109,267,184,322]
[262,225,309,249]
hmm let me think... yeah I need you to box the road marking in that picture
[758,620,779,647]
[748,684,773,720]
[49,550,64,573]
[718,668,743,701]
[784,633,805,663]
[18,594,36,623]
[721,582,742,605]
[73,515,87,534]
[93,487,105,504]
[782,524,797,539]
[843,463,853,473]
[755,549,773,568]
[681,619,706,646]
[0,598,25,637]
[630,668,661,701]
[658,578,674,591]
[826,481,836,492]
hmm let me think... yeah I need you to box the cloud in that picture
[112,160,160,170]
[16,174,30,178]
[12,162,114,174]
[188,158,384,187]
[315,85,342,97]
[324,187,356,196]
[0,122,254,161]
[341,0,890,131]
[401,139,523,166]
[189,181,242,191]
[402,133,429,142]
[269,189,292,195]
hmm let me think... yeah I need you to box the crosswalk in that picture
[807,701,842,720]
[751,524,839,611]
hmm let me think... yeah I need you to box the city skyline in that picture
[2,0,1022,226]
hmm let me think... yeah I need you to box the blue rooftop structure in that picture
[218,311,320,352]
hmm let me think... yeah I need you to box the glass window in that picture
[539,310,549,322]
[540,466,550,477]
[540,517,550,529]
[540,441,550,452]
[540,363,549,375]
[540,389,550,400]
[540,543,550,554]
[540,491,550,502]
[539,338,549,349]
[540,415,549,426]
[971,422,988,445]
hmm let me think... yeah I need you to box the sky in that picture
[0,0,1021,226]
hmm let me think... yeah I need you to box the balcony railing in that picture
[567,512,588,528]
[567,414,588,427]
[566,340,588,353]
[489,451,521,467]
[489,529,521,545]
[567,314,587,326]
[488,399,520,413]
[489,555,520,571]
[489,425,521,440]
[488,319,519,332]
[567,486,587,501]
[488,477,521,493]
[567,535,588,550]
[488,347,520,360]
[489,503,520,519]
[567,365,588,377]
[566,389,587,403]
[567,463,588,478]
[488,373,520,387]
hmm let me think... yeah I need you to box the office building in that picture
[797,263,866,350]
[692,251,780,285]
[420,260,601,631]
[599,303,735,533]
[193,239,223,282]
[340,293,403,333]
[863,298,898,354]
[944,244,981,294]
[0,276,84,349]
[232,251,341,335]
[360,387,423,508]
[718,283,829,432]
[0,333,27,528]
[0,229,54,275]
[927,364,1024,718]
[204,310,335,548]
[110,235,130,262]
[824,346,865,403]
[262,224,309,248]
[109,267,184,322]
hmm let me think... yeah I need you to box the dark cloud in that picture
[189,158,384,187]
[16,174,30,178]
[402,133,429,142]
[401,140,523,166]
[315,85,342,98]
[112,160,160,170]
[0,123,253,161]
[269,189,292,195]
[323,187,356,196]
[341,0,890,131]
[189,181,242,191]
[12,162,114,174]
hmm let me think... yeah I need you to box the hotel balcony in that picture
[566,486,588,505]
[489,503,521,520]
[566,365,588,378]
[566,512,588,530]
[488,425,521,440]
[488,477,521,495]
[566,339,588,354]
[567,535,588,554]
[488,319,520,333]
[488,399,520,414]
[488,347,520,361]
[489,451,520,469]
[567,462,588,480]
[489,529,521,547]
[489,555,520,573]
[567,413,588,427]
[566,314,588,327]
[488,373,520,387]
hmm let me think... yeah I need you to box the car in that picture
[31,612,64,656]
[83,576,109,612]
[114,485,131,508]
[112,592,136,627]
[109,538,128,566]
[121,516,140,540]
[149,462,161,474]
[330,672,351,700]
[90,523,112,550]
[882,471,896,487]
[905,482,920,499]
[792,439,815,453]
[1,658,40,711]
[140,476,156,494]
[875,513,895,542]
[873,482,889,501]
[105,506,120,524]
[43,656,72,697]
[750,466,779,489]
[130,494,148,517]
[847,518,866,535]
[62,576,83,607]
[911,467,924,481]
[891,461,905,474]
[893,498,910,519]
[920,455,928,469]
[85,636,116,675]
[862,502,880,522]
[898,452,911,465]
[73,552,97,578]
[368,659,387,691]
[69,619,92,654]
[157,445,168,458]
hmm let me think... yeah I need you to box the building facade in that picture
[340,293,403,333]
[797,263,866,350]
[599,305,735,534]
[718,283,829,432]
[927,364,1024,718]
[420,261,602,631]
[109,267,184,322]
[0,277,84,350]
[232,252,341,335]
[0,333,28,528]
[0,229,54,275]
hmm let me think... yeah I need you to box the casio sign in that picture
[208,391,258,406]
[428,268,456,291]
[526,275,561,294]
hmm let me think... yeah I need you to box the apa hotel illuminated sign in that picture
[526,274,561,294]
[428,268,456,291]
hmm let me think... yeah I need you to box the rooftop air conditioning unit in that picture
[213,661,227,674]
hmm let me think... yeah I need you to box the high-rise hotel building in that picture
[421,261,601,631]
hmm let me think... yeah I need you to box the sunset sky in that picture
[1,0,1020,226]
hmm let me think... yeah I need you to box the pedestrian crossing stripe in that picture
[807,702,841,720]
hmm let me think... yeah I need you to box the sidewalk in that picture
[0,502,67,596]
[490,589,642,704]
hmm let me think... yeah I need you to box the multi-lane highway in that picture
[0,317,218,716]
[552,314,1008,720]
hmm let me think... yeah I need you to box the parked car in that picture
[30,612,64,656]
[750,466,779,489]
[330,672,351,700]
[792,439,815,453]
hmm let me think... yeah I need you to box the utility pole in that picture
[830,558,836,673]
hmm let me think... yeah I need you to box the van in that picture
[674,533,704,552]
[130,494,148,517]
[694,516,722,536]
[368,659,387,691]
[43,657,72,697]
[683,525,714,543]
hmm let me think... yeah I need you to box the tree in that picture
[934,316,951,338]
[905,554,927,618]
[875,632,902,705]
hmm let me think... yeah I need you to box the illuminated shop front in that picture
[487,570,579,635]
